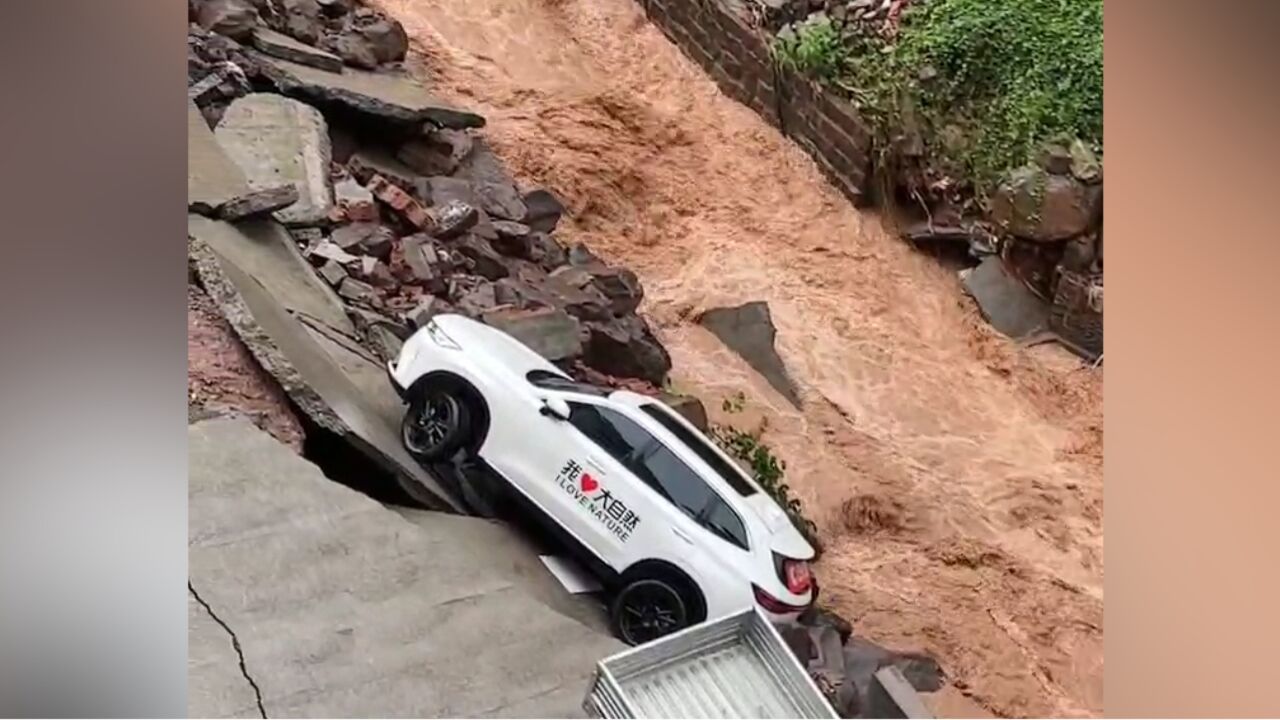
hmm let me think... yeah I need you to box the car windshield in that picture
[526,370,611,397]
[640,403,759,497]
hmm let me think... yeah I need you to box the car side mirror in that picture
[540,397,571,421]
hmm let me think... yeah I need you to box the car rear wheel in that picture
[401,388,471,461]
[610,577,690,646]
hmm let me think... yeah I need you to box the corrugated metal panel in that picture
[586,608,836,719]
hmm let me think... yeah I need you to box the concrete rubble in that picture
[214,93,334,226]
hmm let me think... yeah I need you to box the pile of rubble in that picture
[785,608,944,718]
[188,0,673,390]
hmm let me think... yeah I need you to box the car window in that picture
[632,444,750,551]
[567,402,656,464]
[640,404,759,497]
[702,495,749,550]
[527,370,610,396]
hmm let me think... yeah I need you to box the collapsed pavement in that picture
[189,416,622,718]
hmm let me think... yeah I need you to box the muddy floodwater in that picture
[373,0,1105,714]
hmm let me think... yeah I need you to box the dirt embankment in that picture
[372,0,1104,715]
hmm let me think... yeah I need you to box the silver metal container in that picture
[583,607,838,719]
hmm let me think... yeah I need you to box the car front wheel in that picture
[610,577,691,646]
[401,388,471,461]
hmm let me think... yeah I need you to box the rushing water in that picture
[374,0,1105,714]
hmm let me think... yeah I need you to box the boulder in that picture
[473,181,527,222]
[451,137,511,186]
[452,234,509,280]
[697,301,801,408]
[215,184,300,221]
[250,50,485,133]
[324,9,409,68]
[522,189,565,233]
[530,232,568,270]
[264,0,324,45]
[799,606,854,645]
[568,242,601,267]
[482,307,584,362]
[587,265,644,315]
[454,281,499,317]
[659,393,708,432]
[214,93,333,226]
[490,220,532,257]
[250,26,344,72]
[193,0,259,40]
[583,315,671,385]
[431,200,479,240]
[991,164,1099,242]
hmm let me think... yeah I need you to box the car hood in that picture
[744,493,815,560]
[434,313,567,379]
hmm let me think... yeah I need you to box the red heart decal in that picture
[579,473,599,493]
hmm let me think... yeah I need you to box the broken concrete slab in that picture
[188,417,622,718]
[960,256,1050,340]
[250,49,486,132]
[215,93,334,226]
[216,184,300,221]
[188,213,461,511]
[868,666,934,719]
[697,301,802,407]
[250,25,344,72]
[482,307,583,362]
[187,100,250,215]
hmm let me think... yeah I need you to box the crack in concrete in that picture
[190,581,268,719]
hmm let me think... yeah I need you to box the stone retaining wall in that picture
[641,0,872,204]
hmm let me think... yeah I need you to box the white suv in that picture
[388,314,817,644]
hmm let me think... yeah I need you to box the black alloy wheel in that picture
[401,390,468,460]
[611,578,689,646]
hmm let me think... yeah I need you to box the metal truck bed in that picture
[584,608,837,719]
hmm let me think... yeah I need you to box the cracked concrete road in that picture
[188,416,622,718]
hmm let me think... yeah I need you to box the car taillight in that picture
[773,553,812,595]
[784,558,811,594]
[753,584,810,614]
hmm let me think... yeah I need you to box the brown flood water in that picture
[373,0,1104,714]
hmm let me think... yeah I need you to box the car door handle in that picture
[672,526,694,544]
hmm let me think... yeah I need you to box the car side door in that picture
[545,397,663,570]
